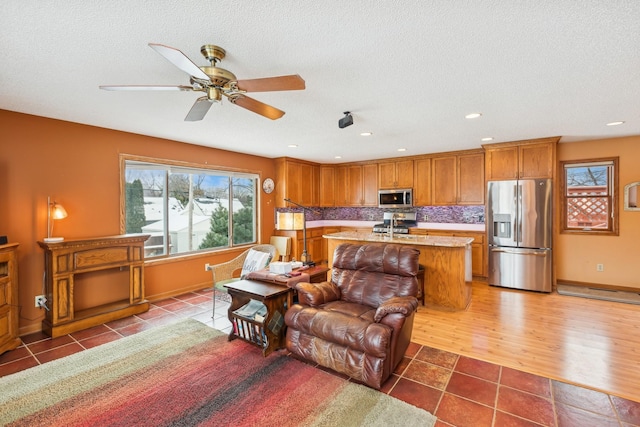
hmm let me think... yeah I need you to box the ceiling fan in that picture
[99,43,305,121]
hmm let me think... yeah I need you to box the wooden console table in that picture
[38,235,150,337]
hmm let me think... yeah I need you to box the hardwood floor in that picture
[411,281,640,403]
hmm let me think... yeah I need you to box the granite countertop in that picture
[307,220,485,232]
[323,231,473,247]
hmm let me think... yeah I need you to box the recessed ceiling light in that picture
[360,132,373,136]
[606,121,625,126]
[465,113,482,119]
[397,148,406,152]
[334,155,342,159]
[481,137,494,142]
[288,144,298,148]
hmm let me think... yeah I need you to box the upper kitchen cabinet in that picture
[334,165,349,207]
[319,165,335,207]
[274,158,320,208]
[431,150,485,205]
[413,157,432,206]
[300,162,320,206]
[378,159,414,189]
[347,163,378,206]
[483,136,559,180]
[457,153,485,204]
[431,156,457,205]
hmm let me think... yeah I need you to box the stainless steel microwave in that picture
[378,188,413,208]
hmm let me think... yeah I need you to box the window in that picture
[122,157,258,258]
[561,157,618,235]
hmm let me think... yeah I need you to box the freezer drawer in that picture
[489,247,552,292]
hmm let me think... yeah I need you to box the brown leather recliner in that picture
[285,243,420,389]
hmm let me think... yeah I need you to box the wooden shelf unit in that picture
[38,235,150,338]
[225,279,291,357]
[0,243,20,355]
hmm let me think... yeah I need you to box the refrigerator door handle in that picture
[516,183,522,244]
[490,248,548,256]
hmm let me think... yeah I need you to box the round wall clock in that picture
[262,178,275,194]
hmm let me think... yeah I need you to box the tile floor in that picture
[2,288,639,427]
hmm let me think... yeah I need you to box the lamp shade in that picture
[51,203,68,220]
[276,212,304,231]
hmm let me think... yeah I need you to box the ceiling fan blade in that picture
[148,43,211,81]
[236,74,305,92]
[185,96,213,121]
[99,85,193,91]
[229,95,285,120]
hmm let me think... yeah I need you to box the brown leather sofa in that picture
[285,243,420,389]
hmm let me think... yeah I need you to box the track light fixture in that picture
[339,111,353,128]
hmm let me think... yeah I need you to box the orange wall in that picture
[0,110,278,334]
[556,136,640,289]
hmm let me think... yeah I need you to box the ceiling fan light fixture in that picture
[207,87,222,102]
[100,42,305,122]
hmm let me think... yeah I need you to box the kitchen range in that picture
[372,212,417,234]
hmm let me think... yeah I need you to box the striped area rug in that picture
[0,319,436,427]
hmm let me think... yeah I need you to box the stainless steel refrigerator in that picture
[487,179,552,292]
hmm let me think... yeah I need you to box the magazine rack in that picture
[224,279,291,357]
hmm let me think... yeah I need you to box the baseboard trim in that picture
[557,283,640,305]
[556,279,639,294]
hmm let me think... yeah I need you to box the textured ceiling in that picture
[2,1,639,163]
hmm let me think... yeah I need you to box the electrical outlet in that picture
[205,263,211,271]
[596,263,604,272]
[35,295,47,308]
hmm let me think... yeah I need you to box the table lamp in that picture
[44,196,68,243]
[278,199,316,266]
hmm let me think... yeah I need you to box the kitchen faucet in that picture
[389,213,398,239]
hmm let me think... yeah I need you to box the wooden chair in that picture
[209,244,276,319]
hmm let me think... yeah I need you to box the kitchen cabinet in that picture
[431,156,457,205]
[334,166,348,206]
[362,164,378,206]
[413,157,432,206]
[274,158,320,208]
[457,153,485,204]
[0,243,20,355]
[275,228,326,265]
[319,165,335,207]
[347,164,378,206]
[460,232,486,277]
[483,137,559,180]
[378,159,414,189]
[431,151,484,205]
[299,163,320,206]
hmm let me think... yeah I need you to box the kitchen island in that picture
[324,231,473,310]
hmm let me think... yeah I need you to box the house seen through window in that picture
[123,158,258,258]
[561,157,618,235]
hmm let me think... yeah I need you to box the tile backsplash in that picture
[277,205,485,224]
